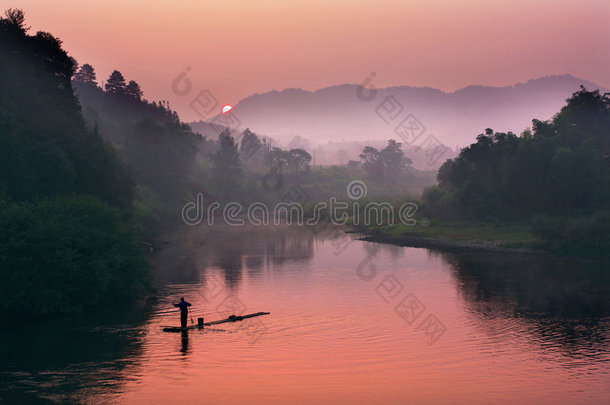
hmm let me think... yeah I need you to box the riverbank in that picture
[355,222,548,255]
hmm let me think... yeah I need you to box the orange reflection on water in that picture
[109,227,610,404]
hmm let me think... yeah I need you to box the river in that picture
[1,224,609,404]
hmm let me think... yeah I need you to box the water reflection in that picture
[180,330,190,355]
[0,304,148,403]
[362,238,404,259]
[154,225,321,289]
[3,226,609,404]
[437,251,610,359]
[160,225,610,360]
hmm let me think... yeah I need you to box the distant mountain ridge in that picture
[190,74,606,148]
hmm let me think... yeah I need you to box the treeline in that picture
[423,87,610,253]
[72,64,206,238]
[75,68,431,212]
[0,9,149,316]
[0,8,438,318]
[72,71,317,211]
[207,127,314,202]
[355,140,412,181]
[212,128,433,204]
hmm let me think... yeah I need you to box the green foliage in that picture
[240,128,262,157]
[425,88,610,220]
[225,129,432,204]
[532,212,610,256]
[73,66,204,237]
[287,148,312,173]
[0,196,150,317]
[0,10,151,317]
[124,119,198,207]
[422,87,610,253]
[359,140,411,181]
[264,146,290,172]
[213,129,243,200]
[280,164,434,203]
[0,13,135,209]
[132,186,165,241]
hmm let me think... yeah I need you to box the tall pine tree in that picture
[74,63,96,85]
[212,129,242,201]
[105,70,126,95]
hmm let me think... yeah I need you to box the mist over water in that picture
[2,3,610,404]
[2,225,608,404]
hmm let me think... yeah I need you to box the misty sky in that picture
[15,0,610,121]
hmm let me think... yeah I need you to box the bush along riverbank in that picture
[356,87,610,259]
[353,209,609,258]
[355,221,548,255]
[0,196,151,317]
[0,11,151,317]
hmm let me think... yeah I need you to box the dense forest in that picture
[0,10,149,315]
[7,5,604,319]
[72,62,434,215]
[423,87,610,253]
[0,9,435,317]
[72,64,207,239]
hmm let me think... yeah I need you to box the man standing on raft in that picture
[173,297,192,328]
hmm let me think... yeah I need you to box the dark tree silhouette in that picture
[265,147,289,173]
[126,80,143,99]
[3,8,28,31]
[380,140,410,180]
[360,145,383,178]
[213,129,242,200]
[287,148,312,173]
[424,87,610,224]
[0,9,149,316]
[240,128,261,154]
[105,70,127,94]
[74,63,97,85]
[359,140,411,180]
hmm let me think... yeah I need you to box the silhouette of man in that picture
[173,297,192,328]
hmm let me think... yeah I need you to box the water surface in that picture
[1,225,609,404]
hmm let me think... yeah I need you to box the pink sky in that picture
[13,0,610,121]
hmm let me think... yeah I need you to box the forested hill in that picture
[196,75,606,148]
[0,11,133,207]
[0,10,149,317]
[423,87,610,254]
[73,67,210,222]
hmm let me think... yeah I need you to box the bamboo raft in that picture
[161,312,270,332]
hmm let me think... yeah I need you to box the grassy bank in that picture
[357,215,610,258]
[357,221,544,253]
